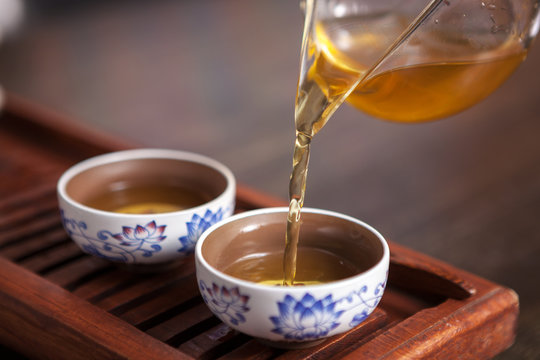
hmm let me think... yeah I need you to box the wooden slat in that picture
[0,212,60,247]
[43,256,113,288]
[0,256,189,360]
[216,340,281,360]
[177,323,251,359]
[118,274,199,327]
[18,241,83,273]
[0,187,57,229]
[0,182,56,208]
[94,257,195,312]
[146,302,215,343]
[0,227,67,260]
[71,268,140,300]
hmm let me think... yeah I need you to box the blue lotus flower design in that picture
[110,220,167,245]
[178,208,224,253]
[60,210,166,262]
[199,280,250,325]
[96,220,166,259]
[270,293,345,341]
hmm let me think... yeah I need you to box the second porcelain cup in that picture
[195,207,389,348]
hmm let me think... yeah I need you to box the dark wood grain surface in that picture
[0,1,539,358]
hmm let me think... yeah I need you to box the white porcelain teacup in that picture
[57,149,235,269]
[195,207,389,348]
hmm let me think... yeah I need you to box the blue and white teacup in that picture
[57,149,235,268]
[195,207,389,348]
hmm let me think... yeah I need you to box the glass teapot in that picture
[295,0,540,135]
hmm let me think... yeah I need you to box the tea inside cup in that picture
[65,154,226,214]
[195,207,389,348]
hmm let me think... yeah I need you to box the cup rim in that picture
[195,207,389,292]
[57,148,236,218]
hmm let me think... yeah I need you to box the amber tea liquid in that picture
[314,16,527,122]
[84,183,210,214]
[225,247,362,286]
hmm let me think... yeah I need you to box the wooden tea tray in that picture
[0,94,518,359]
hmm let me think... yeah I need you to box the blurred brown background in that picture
[0,0,539,358]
